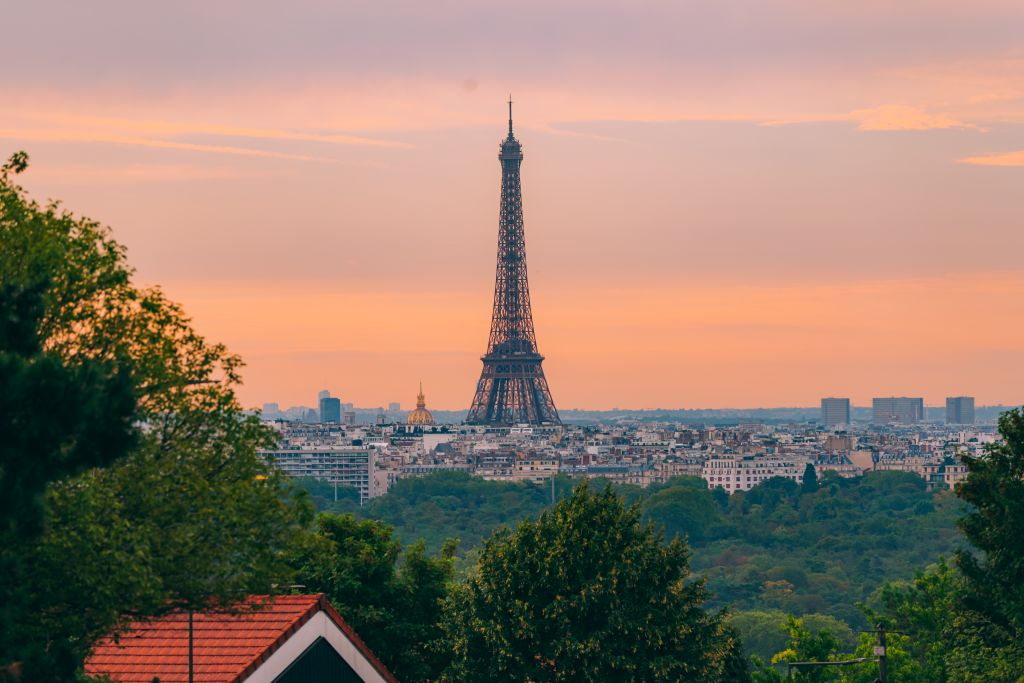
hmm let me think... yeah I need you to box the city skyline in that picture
[4,1,1023,410]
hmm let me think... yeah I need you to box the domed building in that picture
[407,383,435,426]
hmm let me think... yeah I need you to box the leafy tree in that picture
[872,559,959,681]
[362,470,550,551]
[801,463,819,495]
[731,611,855,664]
[956,409,1024,638]
[439,482,744,682]
[292,476,362,513]
[354,468,962,631]
[0,152,310,679]
[841,631,921,683]
[930,407,1024,681]
[752,616,843,683]
[291,514,456,683]
[643,477,728,542]
[0,268,137,678]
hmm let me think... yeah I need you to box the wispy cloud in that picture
[0,129,335,162]
[23,163,294,184]
[851,105,983,131]
[531,123,629,143]
[761,105,985,131]
[39,114,411,148]
[958,150,1024,166]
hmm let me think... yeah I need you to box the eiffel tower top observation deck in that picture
[465,101,561,426]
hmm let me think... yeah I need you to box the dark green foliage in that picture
[0,284,137,680]
[0,282,136,536]
[872,559,959,681]
[439,483,745,682]
[356,470,961,630]
[361,470,551,551]
[717,624,754,683]
[751,616,844,682]
[834,409,1024,681]
[642,476,728,543]
[956,408,1024,638]
[291,514,455,683]
[690,471,961,628]
[0,152,310,679]
[729,611,856,664]
[801,463,819,495]
[292,476,362,513]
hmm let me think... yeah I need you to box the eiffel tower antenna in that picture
[465,102,561,426]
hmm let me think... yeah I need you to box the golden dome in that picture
[407,382,435,425]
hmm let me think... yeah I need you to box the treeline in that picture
[310,465,962,630]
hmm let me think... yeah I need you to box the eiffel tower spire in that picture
[465,103,561,426]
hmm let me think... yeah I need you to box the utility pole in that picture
[876,624,888,683]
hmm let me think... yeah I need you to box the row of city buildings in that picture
[259,410,994,503]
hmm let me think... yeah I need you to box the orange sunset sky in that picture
[4,0,1024,410]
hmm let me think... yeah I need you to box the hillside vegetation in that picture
[303,469,963,630]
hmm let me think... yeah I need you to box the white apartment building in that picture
[702,456,807,493]
[261,445,374,503]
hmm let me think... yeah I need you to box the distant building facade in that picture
[872,397,924,424]
[946,396,975,425]
[262,445,374,503]
[702,455,807,493]
[319,397,342,423]
[820,398,851,427]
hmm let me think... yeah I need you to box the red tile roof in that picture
[84,594,397,683]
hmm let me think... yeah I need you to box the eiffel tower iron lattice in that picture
[465,101,561,426]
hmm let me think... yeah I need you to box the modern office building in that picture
[319,396,342,423]
[946,396,975,425]
[872,397,924,424]
[261,445,374,503]
[820,398,851,427]
[388,402,401,413]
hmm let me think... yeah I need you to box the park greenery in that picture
[315,466,962,631]
[2,152,1023,681]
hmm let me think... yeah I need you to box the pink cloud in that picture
[959,150,1024,166]
[0,129,334,162]
[852,105,983,131]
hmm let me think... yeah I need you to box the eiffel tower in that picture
[465,101,561,426]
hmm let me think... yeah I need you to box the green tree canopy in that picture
[290,513,456,683]
[956,408,1024,636]
[801,463,819,495]
[752,616,844,683]
[439,482,745,682]
[0,152,310,679]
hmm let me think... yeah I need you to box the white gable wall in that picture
[243,610,389,683]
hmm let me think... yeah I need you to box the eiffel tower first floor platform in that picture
[465,352,561,426]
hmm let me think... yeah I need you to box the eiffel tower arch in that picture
[465,102,561,426]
